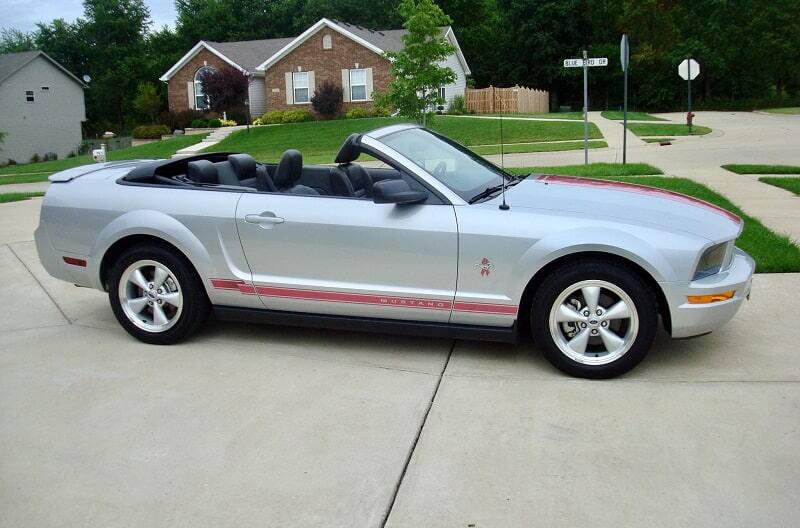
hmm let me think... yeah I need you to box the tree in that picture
[311,80,344,117]
[200,66,249,115]
[379,0,457,122]
[0,28,37,53]
[132,82,162,123]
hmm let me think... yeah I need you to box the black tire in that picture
[108,243,210,345]
[530,259,658,379]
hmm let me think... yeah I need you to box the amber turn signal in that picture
[687,290,735,304]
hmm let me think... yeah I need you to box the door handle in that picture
[245,213,285,225]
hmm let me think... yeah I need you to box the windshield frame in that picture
[373,126,514,203]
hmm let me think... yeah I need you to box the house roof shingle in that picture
[205,37,295,72]
[0,50,87,87]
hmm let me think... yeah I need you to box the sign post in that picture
[678,58,700,133]
[620,34,629,164]
[563,54,607,165]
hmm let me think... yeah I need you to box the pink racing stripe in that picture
[538,174,742,224]
[210,279,517,315]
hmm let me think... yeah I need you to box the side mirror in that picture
[372,179,428,205]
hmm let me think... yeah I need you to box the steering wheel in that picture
[432,161,447,179]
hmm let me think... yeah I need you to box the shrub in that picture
[346,107,371,119]
[190,118,208,128]
[67,151,77,158]
[255,111,284,125]
[206,118,222,128]
[30,153,41,163]
[43,152,58,161]
[132,124,170,139]
[447,95,467,115]
[311,80,344,118]
[281,109,313,123]
[220,119,237,127]
[372,105,392,117]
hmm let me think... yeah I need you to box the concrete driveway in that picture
[2,192,800,524]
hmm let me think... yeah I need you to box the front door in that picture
[236,193,458,323]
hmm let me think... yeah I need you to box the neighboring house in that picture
[160,18,470,117]
[0,50,86,164]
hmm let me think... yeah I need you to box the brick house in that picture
[159,18,470,117]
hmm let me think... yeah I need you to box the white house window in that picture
[438,86,446,100]
[41,86,50,91]
[349,69,367,101]
[292,71,309,103]
[322,34,332,49]
[25,90,34,103]
[194,66,215,110]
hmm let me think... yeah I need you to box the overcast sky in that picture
[1,0,177,32]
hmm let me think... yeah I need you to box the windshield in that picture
[377,127,511,201]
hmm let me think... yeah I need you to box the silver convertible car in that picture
[35,124,754,378]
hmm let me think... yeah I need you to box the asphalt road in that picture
[2,112,800,526]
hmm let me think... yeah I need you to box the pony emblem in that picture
[476,257,494,277]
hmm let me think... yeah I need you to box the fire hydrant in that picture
[686,112,695,127]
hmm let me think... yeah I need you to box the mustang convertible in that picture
[35,124,754,378]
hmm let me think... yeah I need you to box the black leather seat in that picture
[298,166,355,197]
[227,153,275,191]
[187,160,219,184]
[342,163,373,198]
[274,150,319,195]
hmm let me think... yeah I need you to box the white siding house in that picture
[0,51,86,164]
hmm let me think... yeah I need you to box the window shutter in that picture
[341,69,351,102]
[285,72,294,104]
[187,81,195,109]
[308,71,315,99]
[365,68,373,101]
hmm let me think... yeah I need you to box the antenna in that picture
[499,104,509,210]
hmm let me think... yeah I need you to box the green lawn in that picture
[641,137,674,143]
[762,107,800,115]
[471,140,607,156]
[627,123,712,136]
[601,111,666,121]
[0,192,45,203]
[722,164,800,175]
[510,172,800,273]
[479,112,584,120]
[0,134,207,179]
[510,162,663,177]
[759,177,800,195]
[207,116,603,163]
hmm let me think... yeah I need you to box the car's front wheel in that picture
[531,260,658,378]
[108,244,209,344]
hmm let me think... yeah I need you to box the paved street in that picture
[2,176,800,526]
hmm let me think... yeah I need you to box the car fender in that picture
[509,227,677,302]
[90,209,214,290]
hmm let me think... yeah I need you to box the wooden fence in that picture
[465,86,550,114]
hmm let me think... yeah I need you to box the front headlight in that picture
[693,241,733,280]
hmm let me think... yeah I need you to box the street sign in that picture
[562,52,608,164]
[620,34,629,72]
[564,57,608,68]
[678,58,700,80]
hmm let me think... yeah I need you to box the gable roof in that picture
[160,18,470,82]
[0,50,87,87]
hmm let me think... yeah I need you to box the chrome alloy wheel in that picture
[548,279,639,365]
[118,259,183,333]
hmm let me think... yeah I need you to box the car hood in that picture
[500,174,743,242]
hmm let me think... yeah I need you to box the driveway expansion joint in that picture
[6,242,72,325]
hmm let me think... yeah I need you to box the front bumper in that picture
[661,247,755,338]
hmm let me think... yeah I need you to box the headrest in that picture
[187,160,218,184]
[228,153,257,179]
[347,164,372,195]
[275,149,303,188]
[335,133,361,164]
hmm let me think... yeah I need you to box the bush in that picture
[220,119,237,127]
[372,105,392,117]
[206,118,222,128]
[132,124,170,139]
[160,109,209,131]
[346,107,371,119]
[281,109,313,123]
[447,95,467,115]
[30,153,41,163]
[190,118,208,128]
[254,111,284,125]
[311,80,344,118]
[43,152,57,161]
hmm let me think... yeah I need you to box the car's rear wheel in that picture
[531,260,658,378]
[108,244,209,344]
